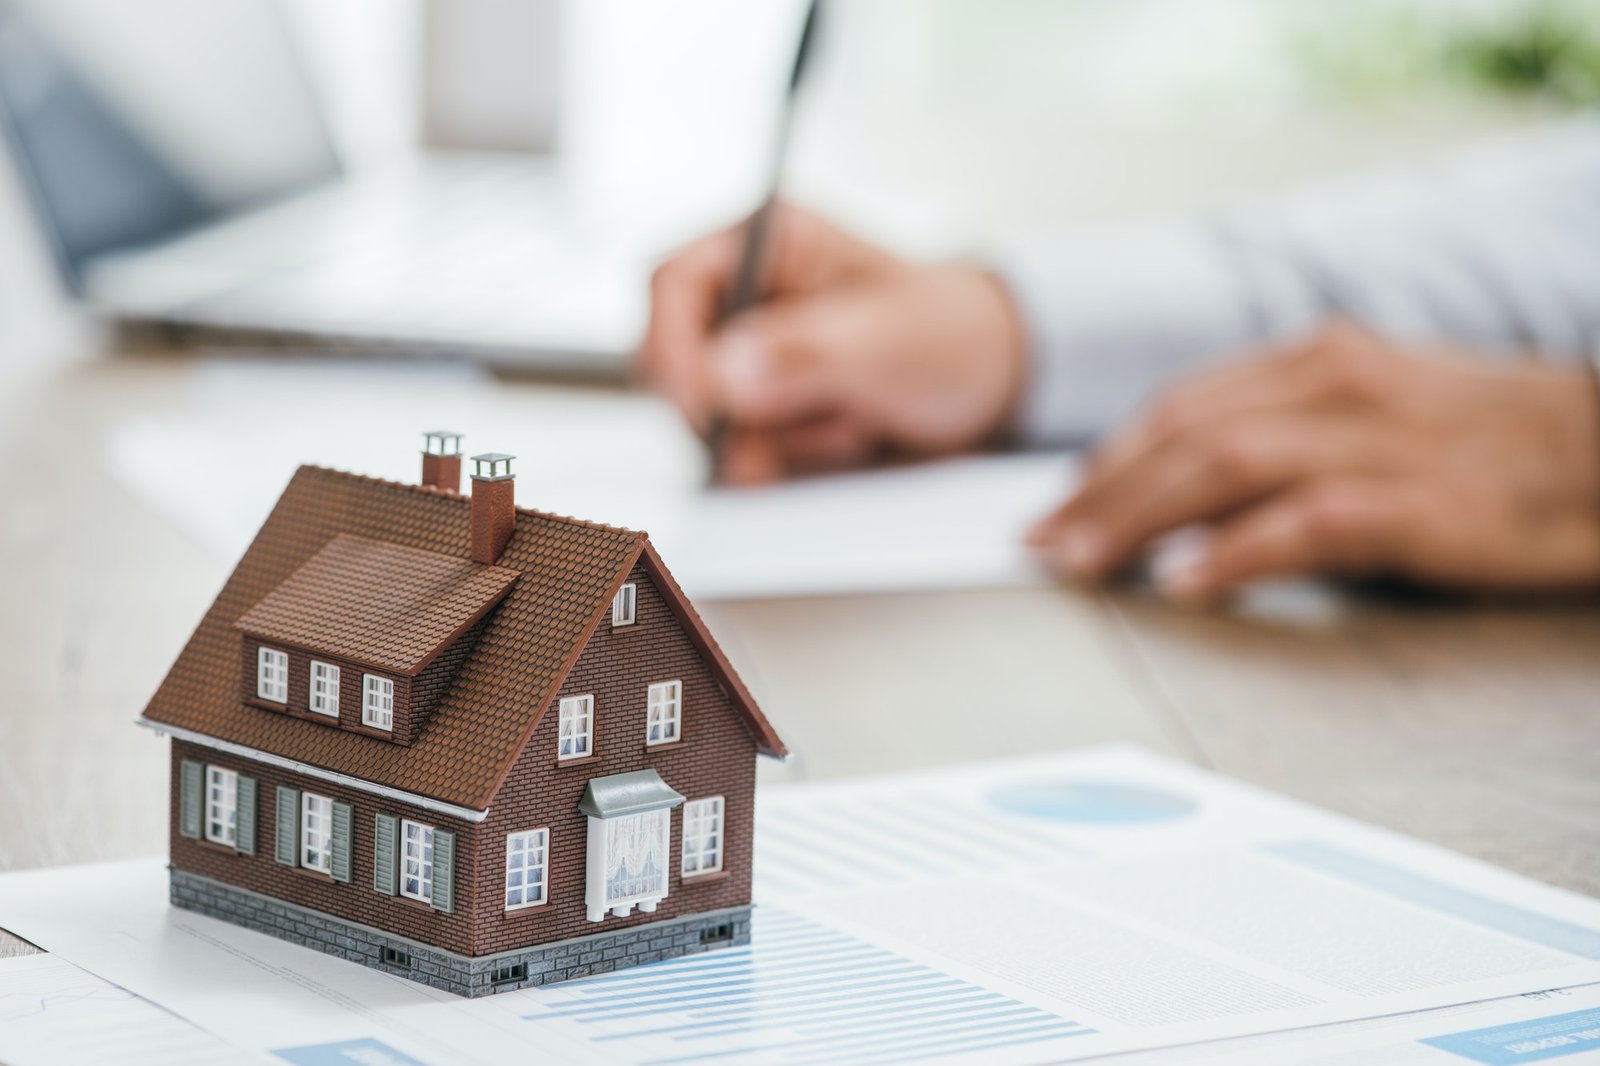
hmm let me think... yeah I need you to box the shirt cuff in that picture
[991,222,1266,447]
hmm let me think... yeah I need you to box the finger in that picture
[1155,475,1423,603]
[714,415,876,486]
[761,203,902,292]
[643,206,897,433]
[767,414,877,477]
[716,429,788,486]
[640,227,743,427]
[1040,413,1404,578]
[707,284,900,428]
[706,324,833,429]
[1089,321,1394,483]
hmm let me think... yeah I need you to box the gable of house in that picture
[467,557,762,954]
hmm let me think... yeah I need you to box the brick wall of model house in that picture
[471,561,758,956]
[168,736,481,955]
[178,562,757,959]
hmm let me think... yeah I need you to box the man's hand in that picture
[639,204,1025,484]
[1029,324,1600,601]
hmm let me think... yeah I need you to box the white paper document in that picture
[0,952,266,1066]
[101,357,1073,600]
[5,747,1600,1064]
[1110,983,1600,1064]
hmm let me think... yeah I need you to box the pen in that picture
[706,0,822,483]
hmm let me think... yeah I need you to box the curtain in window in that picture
[604,809,668,903]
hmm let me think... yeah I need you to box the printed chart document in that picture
[746,747,1600,1062]
[102,357,1073,600]
[0,953,266,1066]
[4,747,1600,1064]
[1109,983,1600,1064]
[7,959,1600,1066]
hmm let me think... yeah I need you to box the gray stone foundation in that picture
[169,868,752,998]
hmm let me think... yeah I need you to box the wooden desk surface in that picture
[3,353,1598,958]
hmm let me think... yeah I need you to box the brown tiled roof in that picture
[141,466,785,810]
[235,533,519,675]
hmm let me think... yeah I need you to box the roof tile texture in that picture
[234,533,518,675]
[144,467,648,809]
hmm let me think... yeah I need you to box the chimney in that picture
[420,431,464,493]
[470,452,516,564]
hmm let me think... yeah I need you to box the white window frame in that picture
[301,792,333,873]
[205,765,239,846]
[362,674,394,731]
[308,661,340,718]
[612,583,637,627]
[401,819,435,903]
[504,828,550,911]
[646,680,682,746]
[557,695,594,760]
[256,647,288,703]
[681,796,725,877]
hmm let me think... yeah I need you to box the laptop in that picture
[0,0,650,372]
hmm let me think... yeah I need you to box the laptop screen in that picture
[0,0,338,289]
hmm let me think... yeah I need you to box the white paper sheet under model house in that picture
[3,746,1600,1065]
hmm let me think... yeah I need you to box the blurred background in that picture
[3,0,1600,871]
[5,0,1598,543]
[3,0,1599,368]
[0,0,1590,566]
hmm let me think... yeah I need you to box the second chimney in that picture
[470,452,516,564]
[421,430,463,493]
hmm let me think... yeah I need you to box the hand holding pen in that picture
[637,2,1025,484]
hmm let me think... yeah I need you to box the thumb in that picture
[706,298,846,427]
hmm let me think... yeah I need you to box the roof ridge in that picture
[296,464,649,540]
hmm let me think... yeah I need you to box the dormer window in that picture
[235,533,519,744]
[646,680,682,745]
[309,661,340,718]
[257,647,288,703]
[363,674,394,731]
[612,583,637,627]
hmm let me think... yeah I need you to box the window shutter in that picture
[235,775,258,856]
[330,802,353,883]
[274,786,300,866]
[431,828,456,913]
[373,813,398,895]
[178,760,203,839]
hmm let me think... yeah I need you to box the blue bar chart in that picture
[523,909,1094,1065]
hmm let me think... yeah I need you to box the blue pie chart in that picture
[988,780,1196,824]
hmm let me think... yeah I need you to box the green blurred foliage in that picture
[1295,0,1600,108]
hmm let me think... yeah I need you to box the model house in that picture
[137,433,788,997]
